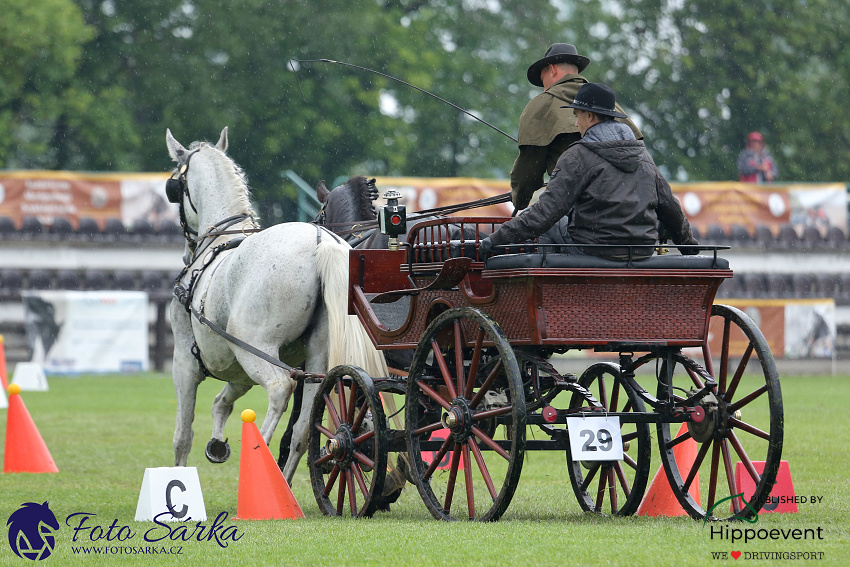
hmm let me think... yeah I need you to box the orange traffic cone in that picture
[0,335,8,389]
[234,409,304,520]
[637,422,699,516]
[4,384,59,473]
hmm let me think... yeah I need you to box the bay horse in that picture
[166,128,387,483]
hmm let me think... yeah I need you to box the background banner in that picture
[0,170,175,230]
[21,291,149,373]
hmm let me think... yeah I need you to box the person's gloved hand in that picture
[680,236,700,255]
[478,237,494,258]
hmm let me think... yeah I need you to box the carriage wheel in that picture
[567,363,652,516]
[638,304,783,521]
[308,365,388,518]
[406,307,526,521]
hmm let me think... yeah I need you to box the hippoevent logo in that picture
[6,502,60,561]
[7,503,244,560]
[706,493,826,561]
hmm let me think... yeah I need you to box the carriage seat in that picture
[485,253,729,270]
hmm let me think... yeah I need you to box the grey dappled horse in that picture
[166,128,387,482]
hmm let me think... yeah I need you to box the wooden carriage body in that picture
[348,217,732,352]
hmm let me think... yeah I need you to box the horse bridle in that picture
[166,145,204,242]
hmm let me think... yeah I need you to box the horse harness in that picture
[169,150,340,381]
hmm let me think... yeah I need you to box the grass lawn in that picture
[0,372,848,566]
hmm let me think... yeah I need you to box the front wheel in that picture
[406,307,526,521]
[308,365,388,517]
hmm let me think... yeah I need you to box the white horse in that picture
[166,127,387,482]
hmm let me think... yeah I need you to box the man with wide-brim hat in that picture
[482,82,698,261]
[510,44,642,210]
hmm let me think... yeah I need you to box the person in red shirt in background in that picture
[737,131,778,183]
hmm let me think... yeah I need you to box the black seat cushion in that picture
[486,253,729,270]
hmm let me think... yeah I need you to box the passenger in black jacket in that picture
[482,83,698,260]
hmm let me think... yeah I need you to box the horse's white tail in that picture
[315,238,389,379]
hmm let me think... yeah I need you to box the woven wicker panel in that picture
[541,282,710,342]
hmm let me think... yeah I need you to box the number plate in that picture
[566,416,624,461]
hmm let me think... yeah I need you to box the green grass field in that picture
[1,372,848,566]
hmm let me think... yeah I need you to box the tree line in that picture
[2,0,847,222]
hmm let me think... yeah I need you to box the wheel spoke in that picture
[468,439,497,500]
[465,328,485,399]
[469,360,503,408]
[315,423,336,440]
[473,406,512,421]
[416,380,452,411]
[353,450,375,470]
[719,318,731,392]
[314,452,334,467]
[346,469,358,516]
[336,469,346,515]
[432,339,458,399]
[581,462,601,490]
[323,465,340,497]
[455,321,466,396]
[720,439,740,514]
[623,453,638,470]
[598,373,608,408]
[609,378,620,412]
[353,429,375,444]
[337,379,348,426]
[607,468,618,514]
[463,444,475,519]
[730,417,770,440]
[614,461,631,497]
[351,401,369,434]
[424,435,454,481]
[728,430,762,486]
[443,445,463,513]
[595,469,608,510]
[683,438,712,493]
[347,381,358,424]
[666,428,693,449]
[471,426,511,460]
[413,420,445,437]
[622,431,639,443]
[729,385,768,412]
[352,462,369,500]
[707,441,720,511]
[725,344,753,400]
[324,394,341,428]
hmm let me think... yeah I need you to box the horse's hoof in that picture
[205,438,230,463]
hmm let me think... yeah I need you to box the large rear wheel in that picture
[568,362,652,516]
[637,305,783,520]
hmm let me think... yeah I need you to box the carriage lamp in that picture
[379,189,407,251]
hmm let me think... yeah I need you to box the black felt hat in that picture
[563,83,628,118]
[527,43,591,87]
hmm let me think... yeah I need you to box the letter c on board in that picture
[165,479,188,519]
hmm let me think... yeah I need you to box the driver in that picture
[481,83,698,260]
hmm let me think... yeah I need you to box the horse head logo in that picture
[6,502,60,561]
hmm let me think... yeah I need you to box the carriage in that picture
[306,212,783,522]
[163,130,781,524]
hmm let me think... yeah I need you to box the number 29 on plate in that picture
[566,416,624,461]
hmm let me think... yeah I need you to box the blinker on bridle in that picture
[166,144,205,244]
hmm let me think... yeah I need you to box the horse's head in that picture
[7,502,60,560]
[317,176,378,228]
[165,127,256,247]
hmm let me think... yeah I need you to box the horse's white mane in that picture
[190,140,257,219]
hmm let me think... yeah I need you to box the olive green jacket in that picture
[509,75,642,209]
